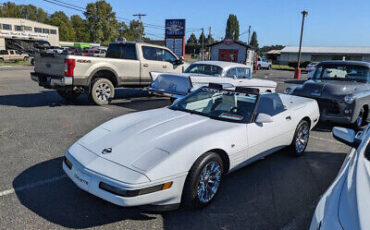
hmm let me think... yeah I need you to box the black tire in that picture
[288,120,310,156]
[352,107,366,130]
[182,152,224,209]
[57,88,80,101]
[30,58,34,66]
[23,57,28,62]
[90,78,115,105]
[0,58,4,63]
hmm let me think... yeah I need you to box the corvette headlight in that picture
[285,87,294,94]
[344,95,355,104]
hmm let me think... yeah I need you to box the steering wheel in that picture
[230,107,238,113]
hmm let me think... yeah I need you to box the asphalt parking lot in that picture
[0,66,349,230]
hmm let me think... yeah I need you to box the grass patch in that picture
[0,61,31,66]
[272,64,306,71]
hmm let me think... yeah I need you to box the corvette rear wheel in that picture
[288,120,310,156]
[182,152,224,209]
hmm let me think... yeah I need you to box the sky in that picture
[10,0,370,47]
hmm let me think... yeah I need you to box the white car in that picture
[63,85,319,210]
[257,57,272,70]
[310,125,370,230]
[149,61,277,101]
[306,62,319,79]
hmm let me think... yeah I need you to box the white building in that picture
[0,17,59,50]
[279,46,370,64]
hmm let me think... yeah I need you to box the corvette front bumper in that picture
[63,153,187,208]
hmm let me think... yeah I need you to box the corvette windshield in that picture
[184,64,223,76]
[314,65,370,82]
[170,87,258,122]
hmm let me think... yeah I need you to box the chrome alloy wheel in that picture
[95,82,111,102]
[295,123,309,153]
[197,161,222,203]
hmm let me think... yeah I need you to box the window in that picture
[42,28,49,34]
[50,29,57,34]
[184,64,223,76]
[15,25,23,31]
[226,68,237,78]
[236,67,251,79]
[2,24,12,30]
[257,94,286,116]
[314,64,370,82]
[142,46,177,62]
[24,26,32,31]
[9,50,15,55]
[0,50,8,55]
[34,27,42,33]
[106,43,137,60]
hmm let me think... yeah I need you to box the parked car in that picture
[310,125,370,230]
[46,46,65,54]
[257,56,272,70]
[0,49,29,62]
[63,84,319,210]
[83,49,106,57]
[285,61,370,129]
[31,39,187,105]
[306,62,319,79]
[148,61,277,101]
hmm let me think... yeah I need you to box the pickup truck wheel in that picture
[90,78,115,105]
[57,89,80,101]
[268,65,272,70]
[353,108,365,130]
[23,57,28,62]
[0,58,3,63]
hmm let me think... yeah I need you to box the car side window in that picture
[142,46,158,61]
[162,49,177,63]
[256,94,286,116]
[0,50,7,54]
[236,67,251,79]
[226,68,237,78]
[9,51,14,55]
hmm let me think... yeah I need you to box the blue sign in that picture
[165,19,185,36]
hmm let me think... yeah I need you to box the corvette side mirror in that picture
[255,113,273,124]
[332,127,359,147]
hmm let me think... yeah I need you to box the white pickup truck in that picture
[31,41,186,105]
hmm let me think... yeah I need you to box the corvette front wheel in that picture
[289,120,310,156]
[182,152,224,209]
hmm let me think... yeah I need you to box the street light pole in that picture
[133,13,146,41]
[295,10,308,79]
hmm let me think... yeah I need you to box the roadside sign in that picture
[165,19,185,36]
[165,19,186,58]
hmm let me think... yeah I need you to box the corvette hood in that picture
[77,108,220,172]
[297,80,369,97]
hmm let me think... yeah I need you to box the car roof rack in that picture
[235,87,260,94]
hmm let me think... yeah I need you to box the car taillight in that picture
[64,59,75,77]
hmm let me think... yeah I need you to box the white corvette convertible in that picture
[63,85,319,210]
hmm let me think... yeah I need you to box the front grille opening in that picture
[64,156,72,169]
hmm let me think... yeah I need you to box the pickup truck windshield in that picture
[184,64,223,76]
[170,87,257,122]
[106,43,137,60]
[314,65,370,82]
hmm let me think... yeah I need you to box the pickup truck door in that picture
[140,46,183,86]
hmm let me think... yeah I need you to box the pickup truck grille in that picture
[315,98,340,114]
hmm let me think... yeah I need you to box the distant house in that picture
[209,38,255,68]
[279,46,370,64]
[266,50,281,63]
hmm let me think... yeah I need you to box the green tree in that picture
[84,0,119,44]
[250,31,259,48]
[71,15,90,42]
[48,11,76,41]
[187,33,198,46]
[121,20,145,41]
[1,2,23,17]
[225,14,240,40]
[199,31,206,45]
[206,32,214,45]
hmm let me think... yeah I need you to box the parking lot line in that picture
[0,174,67,198]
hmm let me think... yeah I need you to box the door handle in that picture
[143,63,148,67]
[162,65,167,68]
[285,116,292,120]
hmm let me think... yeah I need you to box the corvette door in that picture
[246,94,294,158]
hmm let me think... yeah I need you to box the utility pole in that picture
[208,26,212,60]
[133,13,146,41]
[295,10,308,79]
[201,27,205,61]
[247,25,251,45]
